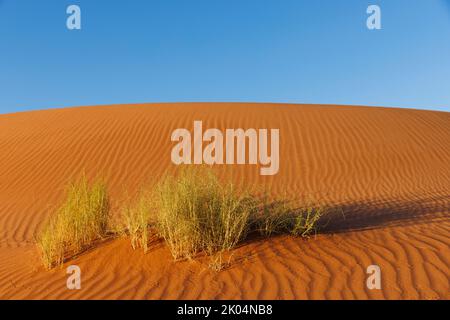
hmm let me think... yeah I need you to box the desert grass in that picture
[255,195,326,238]
[152,168,258,260]
[121,167,327,266]
[208,251,234,272]
[118,189,153,252]
[37,168,327,270]
[37,175,109,269]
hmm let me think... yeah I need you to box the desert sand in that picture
[0,103,448,299]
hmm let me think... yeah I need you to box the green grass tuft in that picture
[37,175,109,269]
[255,196,325,238]
[119,189,153,252]
[37,168,328,270]
[120,167,327,267]
[152,167,258,260]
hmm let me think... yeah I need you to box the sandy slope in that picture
[0,103,448,299]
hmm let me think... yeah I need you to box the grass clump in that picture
[152,168,258,260]
[36,167,328,270]
[119,190,153,252]
[289,202,325,237]
[120,168,327,266]
[208,251,233,272]
[37,176,109,269]
[255,196,326,238]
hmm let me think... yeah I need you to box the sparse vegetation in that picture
[152,168,257,260]
[208,251,233,272]
[255,196,325,238]
[37,168,327,270]
[121,167,326,264]
[119,189,153,252]
[288,201,325,237]
[37,175,109,269]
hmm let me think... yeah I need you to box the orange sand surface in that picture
[0,103,448,299]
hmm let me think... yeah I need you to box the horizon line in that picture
[1,101,449,117]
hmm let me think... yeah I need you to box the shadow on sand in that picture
[51,192,449,271]
[319,193,449,234]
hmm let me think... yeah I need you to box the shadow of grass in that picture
[55,192,449,270]
[319,193,449,234]
[213,192,449,270]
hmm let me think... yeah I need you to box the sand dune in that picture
[0,103,448,299]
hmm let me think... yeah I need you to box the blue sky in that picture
[1,0,450,114]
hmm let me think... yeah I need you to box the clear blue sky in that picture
[1,0,450,114]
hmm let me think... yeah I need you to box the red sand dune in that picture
[0,103,448,299]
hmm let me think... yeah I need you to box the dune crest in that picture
[0,103,448,299]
